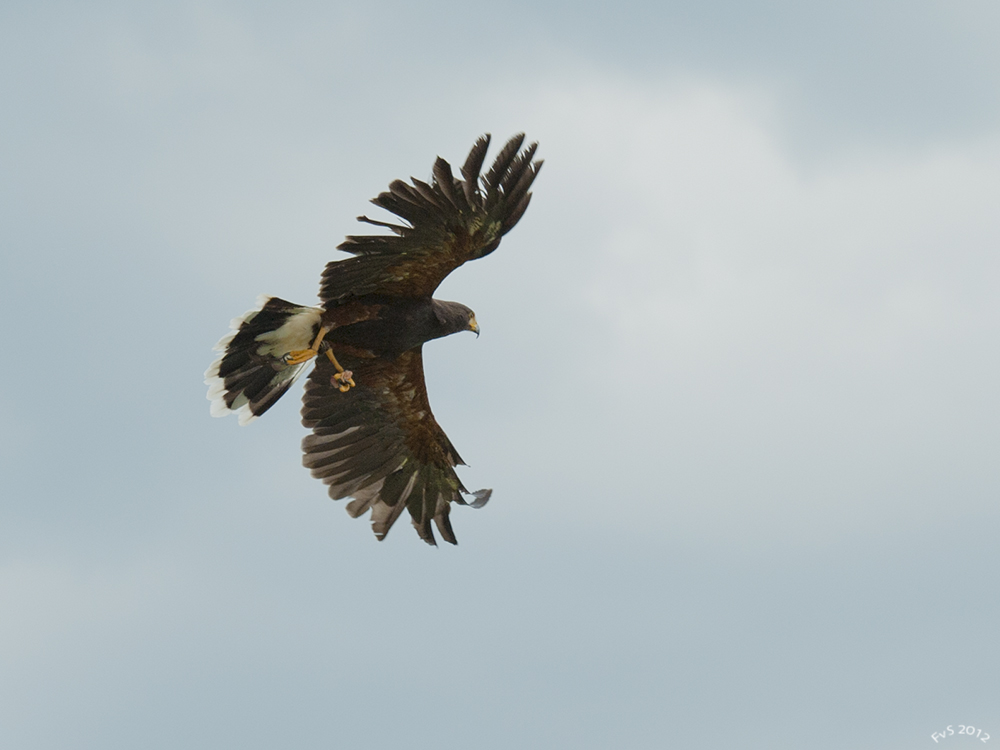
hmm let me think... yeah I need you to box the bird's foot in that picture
[283,326,332,366]
[283,349,318,365]
[332,369,355,393]
[324,348,354,392]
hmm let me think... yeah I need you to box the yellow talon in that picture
[284,349,318,365]
[334,370,355,392]
[283,326,332,366]
[326,349,355,392]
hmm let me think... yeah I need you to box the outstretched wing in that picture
[300,348,490,545]
[319,133,542,303]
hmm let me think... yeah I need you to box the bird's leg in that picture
[284,326,330,365]
[325,348,355,392]
[284,326,354,392]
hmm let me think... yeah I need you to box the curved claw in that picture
[333,369,355,392]
[284,349,318,365]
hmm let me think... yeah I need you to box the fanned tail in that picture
[205,296,322,425]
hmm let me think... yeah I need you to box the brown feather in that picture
[433,156,464,212]
[460,134,490,205]
[301,348,481,545]
[325,134,541,298]
[484,133,525,194]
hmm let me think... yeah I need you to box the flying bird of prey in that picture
[205,134,542,545]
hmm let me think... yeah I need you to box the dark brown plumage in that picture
[205,134,542,545]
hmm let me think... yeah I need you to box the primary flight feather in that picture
[205,134,542,545]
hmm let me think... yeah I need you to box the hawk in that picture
[205,134,542,545]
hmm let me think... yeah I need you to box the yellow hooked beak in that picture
[468,314,480,337]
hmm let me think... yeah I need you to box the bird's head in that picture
[432,300,480,339]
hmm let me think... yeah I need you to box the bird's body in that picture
[323,296,474,359]
[205,135,541,545]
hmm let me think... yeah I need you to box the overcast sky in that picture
[2,2,999,748]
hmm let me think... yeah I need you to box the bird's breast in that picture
[324,298,439,358]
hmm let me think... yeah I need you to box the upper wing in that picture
[300,347,490,545]
[319,133,542,303]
